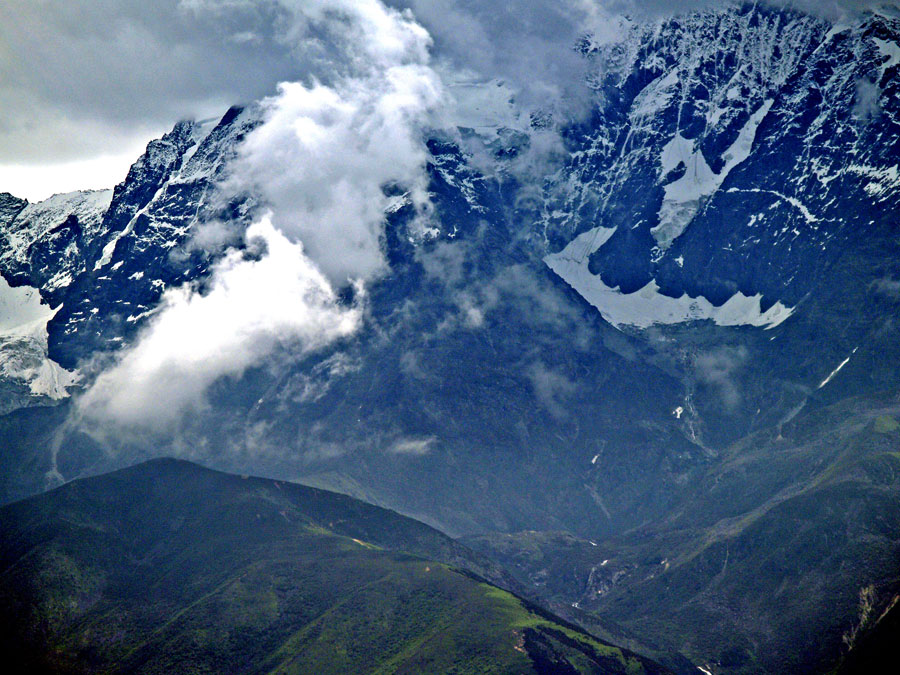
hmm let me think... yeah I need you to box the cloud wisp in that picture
[77,216,361,428]
[227,63,442,285]
[695,345,749,411]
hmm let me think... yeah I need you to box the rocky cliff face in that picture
[1,2,896,531]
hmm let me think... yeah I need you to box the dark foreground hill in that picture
[0,458,670,674]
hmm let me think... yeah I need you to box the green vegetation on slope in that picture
[874,415,899,434]
[467,394,900,674]
[0,458,669,674]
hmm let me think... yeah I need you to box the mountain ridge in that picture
[0,457,673,674]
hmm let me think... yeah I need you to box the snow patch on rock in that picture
[545,226,793,329]
[652,100,772,249]
[1,189,112,270]
[0,275,78,398]
[873,37,900,81]
[848,164,900,199]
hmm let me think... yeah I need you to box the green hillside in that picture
[465,394,900,673]
[0,458,669,674]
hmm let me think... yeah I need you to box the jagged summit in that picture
[541,5,899,326]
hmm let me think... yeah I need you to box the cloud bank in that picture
[80,0,443,429]
[0,0,298,163]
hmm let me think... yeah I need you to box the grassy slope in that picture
[467,395,900,674]
[0,458,668,674]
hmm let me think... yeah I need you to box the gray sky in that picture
[0,0,300,199]
[1,0,895,200]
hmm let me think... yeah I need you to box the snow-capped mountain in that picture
[541,8,898,329]
[1,4,899,673]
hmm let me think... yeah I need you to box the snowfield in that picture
[545,226,793,330]
[0,275,78,399]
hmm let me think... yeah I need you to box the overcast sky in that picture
[0,0,302,200]
[0,0,894,201]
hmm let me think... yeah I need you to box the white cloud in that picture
[78,216,360,428]
[390,437,437,455]
[853,78,882,121]
[527,361,578,420]
[695,345,749,411]
[227,62,443,284]
[80,0,444,429]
